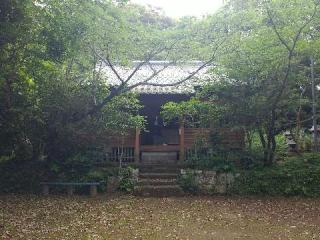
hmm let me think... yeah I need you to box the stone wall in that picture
[107,168,238,195]
[180,169,239,194]
[131,168,139,183]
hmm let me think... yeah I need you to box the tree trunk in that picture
[245,128,253,150]
[258,128,266,149]
[311,56,318,152]
[264,110,277,165]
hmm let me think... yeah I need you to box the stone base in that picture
[180,169,239,194]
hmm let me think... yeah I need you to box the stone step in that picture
[140,160,178,165]
[137,179,177,186]
[139,167,180,174]
[141,152,178,162]
[134,185,184,197]
[139,163,180,167]
[139,173,178,179]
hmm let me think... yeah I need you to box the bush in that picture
[275,134,288,159]
[186,149,238,172]
[0,150,111,194]
[230,153,320,197]
[48,152,113,194]
[118,167,135,193]
[177,170,199,194]
[0,159,46,194]
[79,169,110,193]
[49,153,93,182]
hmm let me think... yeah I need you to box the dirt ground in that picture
[1,194,320,240]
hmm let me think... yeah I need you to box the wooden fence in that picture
[107,147,135,163]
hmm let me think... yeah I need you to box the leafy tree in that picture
[202,0,320,164]
[1,0,320,178]
[161,98,220,128]
[103,94,145,167]
[0,0,148,166]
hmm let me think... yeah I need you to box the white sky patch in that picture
[131,0,224,18]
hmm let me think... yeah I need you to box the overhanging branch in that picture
[72,37,225,121]
[266,2,319,108]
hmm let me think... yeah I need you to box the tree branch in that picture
[73,37,224,121]
[91,47,124,83]
[140,40,223,87]
[142,59,213,87]
[266,8,291,52]
[267,2,319,109]
[124,45,173,84]
[127,62,174,89]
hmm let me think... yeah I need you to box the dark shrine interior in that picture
[139,94,190,146]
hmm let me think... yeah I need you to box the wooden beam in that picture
[134,128,141,163]
[179,123,185,162]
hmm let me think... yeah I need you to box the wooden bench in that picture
[40,182,101,197]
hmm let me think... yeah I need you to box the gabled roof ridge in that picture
[102,60,215,94]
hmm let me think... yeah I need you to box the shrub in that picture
[230,153,320,197]
[0,150,111,194]
[275,134,288,159]
[48,153,93,181]
[118,167,135,193]
[0,159,46,194]
[48,152,113,193]
[80,169,110,192]
[178,170,199,194]
[186,149,238,173]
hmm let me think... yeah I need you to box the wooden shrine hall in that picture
[103,61,244,164]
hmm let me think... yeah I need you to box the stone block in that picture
[179,168,237,195]
[132,168,139,183]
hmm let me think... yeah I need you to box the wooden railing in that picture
[107,147,135,163]
[184,128,245,150]
[185,148,211,161]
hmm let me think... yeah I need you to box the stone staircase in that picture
[134,164,184,197]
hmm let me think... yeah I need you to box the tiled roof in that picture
[102,61,214,94]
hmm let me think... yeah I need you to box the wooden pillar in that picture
[179,123,185,162]
[134,128,140,163]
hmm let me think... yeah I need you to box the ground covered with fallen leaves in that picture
[1,195,320,240]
